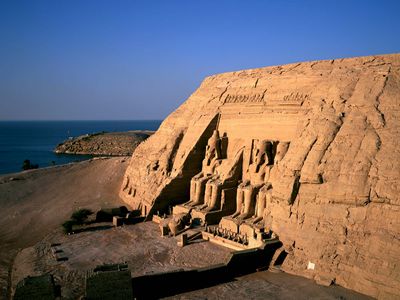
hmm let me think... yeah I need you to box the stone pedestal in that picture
[113,216,124,227]
[159,219,170,236]
[172,204,192,216]
[178,233,188,247]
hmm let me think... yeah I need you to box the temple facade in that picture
[120,54,400,299]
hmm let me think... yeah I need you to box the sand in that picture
[0,157,129,299]
[165,271,373,300]
[11,222,231,299]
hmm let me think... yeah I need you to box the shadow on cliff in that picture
[147,113,221,218]
[131,242,282,299]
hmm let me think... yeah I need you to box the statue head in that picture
[205,130,221,161]
[253,140,269,166]
[275,142,290,163]
[208,130,220,146]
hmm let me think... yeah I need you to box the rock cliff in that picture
[120,54,400,299]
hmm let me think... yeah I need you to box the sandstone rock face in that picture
[120,54,400,299]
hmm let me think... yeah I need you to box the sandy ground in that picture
[0,157,129,299]
[9,221,372,300]
[165,270,373,300]
[11,222,231,299]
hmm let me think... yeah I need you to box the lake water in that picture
[0,120,162,175]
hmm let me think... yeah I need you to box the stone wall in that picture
[120,54,400,298]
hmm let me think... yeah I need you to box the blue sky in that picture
[0,0,399,120]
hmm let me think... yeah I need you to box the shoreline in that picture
[0,120,161,175]
[0,157,115,182]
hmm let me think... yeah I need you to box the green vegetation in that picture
[71,208,93,224]
[22,159,39,170]
[62,208,93,234]
[61,220,75,234]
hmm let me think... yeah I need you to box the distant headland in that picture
[54,130,154,156]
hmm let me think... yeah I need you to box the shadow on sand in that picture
[132,242,282,299]
[71,225,114,234]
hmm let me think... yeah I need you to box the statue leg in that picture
[239,186,254,220]
[253,186,267,224]
[188,178,197,205]
[193,179,204,205]
[205,184,220,212]
[232,187,243,218]
[190,176,209,206]
[200,182,212,209]
[262,189,273,227]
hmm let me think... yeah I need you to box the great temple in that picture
[119,54,400,299]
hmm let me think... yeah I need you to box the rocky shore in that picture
[54,130,153,156]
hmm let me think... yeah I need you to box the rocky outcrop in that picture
[55,131,153,156]
[120,54,400,299]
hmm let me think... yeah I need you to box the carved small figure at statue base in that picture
[168,209,192,236]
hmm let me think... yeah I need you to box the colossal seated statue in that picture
[241,141,290,229]
[230,140,272,221]
[246,182,272,225]
[198,148,243,213]
[184,130,222,207]
[218,140,290,232]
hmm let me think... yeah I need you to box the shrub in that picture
[62,220,75,234]
[71,208,93,224]
[22,159,39,170]
[95,206,128,222]
[61,208,94,234]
